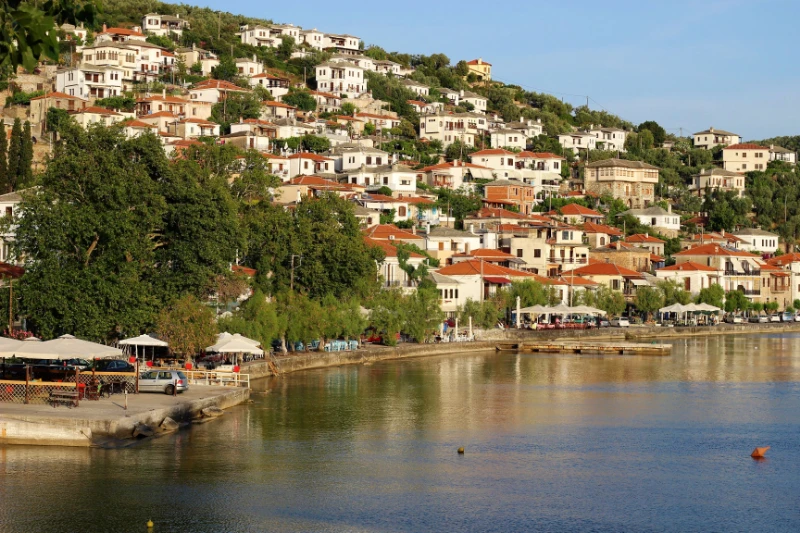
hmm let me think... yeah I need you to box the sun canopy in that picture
[207,333,262,355]
[659,303,688,314]
[10,334,123,360]
[694,303,722,312]
[518,304,606,316]
[569,305,607,316]
[0,337,23,357]
[119,334,168,347]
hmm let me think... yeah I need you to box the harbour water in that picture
[2,333,800,532]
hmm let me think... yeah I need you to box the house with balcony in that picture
[490,129,526,150]
[759,264,792,309]
[355,112,401,132]
[591,242,652,273]
[429,271,463,317]
[309,91,342,113]
[248,72,290,98]
[399,79,429,97]
[619,205,681,237]
[562,262,644,297]
[236,55,263,77]
[94,25,147,44]
[469,148,518,178]
[324,34,361,55]
[623,234,665,257]
[315,61,367,97]
[419,111,488,149]
[142,13,189,37]
[693,127,741,150]
[175,45,219,76]
[287,153,334,177]
[365,237,425,292]
[70,106,131,129]
[769,145,797,165]
[345,164,419,195]
[465,58,491,81]
[423,227,483,263]
[168,118,220,139]
[547,203,604,225]
[499,222,589,276]
[558,132,597,152]
[722,143,769,173]
[419,161,493,190]
[654,261,719,295]
[581,221,623,248]
[56,65,125,99]
[407,100,444,114]
[434,260,546,303]
[461,91,488,114]
[586,126,628,151]
[483,180,537,214]
[261,101,298,120]
[766,252,800,308]
[585,158,659,209]
[507,119,544,139]
[690,167,745,198]
[673,243,764,299]
[363,224,426,246]
[227,119,277,151]
[120,119,158,139]
[189,79,251,105]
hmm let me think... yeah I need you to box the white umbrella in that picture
[570,305,607,316]
[695,303,721,312]
[207,333,261,353]
[12,334,122,360]
[119,334,168,347]
[659,303,687,314]
[208,336,264,356]
[519,304,549,314]
[0,337,23,357]
[549,303,572,314]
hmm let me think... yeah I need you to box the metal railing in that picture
[724,269,761,276]
[183,370,250,388]
[0,379,78,404]
[548,257,588,264]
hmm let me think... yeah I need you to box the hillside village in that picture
[3,2,800,336]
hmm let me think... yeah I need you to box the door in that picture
[139,370,159,391]
[158,371,173,391]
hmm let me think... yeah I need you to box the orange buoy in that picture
[751,446,770,458]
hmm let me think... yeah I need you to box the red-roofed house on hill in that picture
[435,260,540,302]
[363,224,425,246]
[673,243,764,300]
[419,161,494,190]
[581,222,623,248]
[562,262,643,296]
[654,261,719,295]
[483,180,538,214]
[364,236,426,291]
[288,153,333,177]
[624,234,666,257]
[190,79,251,104]
[722,143,770,173]
[466,58,491,81]
[547,203,604,225]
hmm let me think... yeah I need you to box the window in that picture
[516,249,523,258]
[534,249,541,258]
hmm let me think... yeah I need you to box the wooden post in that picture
[8,279,12,334]
[75,368,80,406]
[135,359,139,394]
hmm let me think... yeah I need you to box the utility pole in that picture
[8,279,12,334]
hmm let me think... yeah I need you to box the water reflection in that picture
[2,334,800,532]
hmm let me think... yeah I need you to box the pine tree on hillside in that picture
[5,119,22,193]
[0,121,7,192]
[21,121,33,187]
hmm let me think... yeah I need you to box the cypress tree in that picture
[6,118,22,193]
[21,121,33,186]
[0,121,7,193]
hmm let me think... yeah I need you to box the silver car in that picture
[139,370,188,395]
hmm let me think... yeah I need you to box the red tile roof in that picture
[466,59,492,66]
[625,233,665,244]
[99,27,145,37]
[421,161,491,172]
[266,100,297,109]
[456,249,517,260]
[121,119,157,128]
[469,207,528,219]
[182,118,217,125]
[551,203,603,217]
[674,243,759,257]
[565,263,643,278]
[553,274,598,286]
[517,151,563,160]
[582,222,623,236]
[436,260,539,278]
[136,95,189,104]
[287,153,331,161]
[471,148,516,156]
[364,236,423,258]
[723,143,768,151]
[30,91,85,101]
[289,176,336,185]
[142,111,178,118]
[355,112,399,120]
[193,79,250,91]
[232,264,257,276]
[658,261,717,272]
[767,253,800,267]
[363,224,423,241]
[78,106,121,115]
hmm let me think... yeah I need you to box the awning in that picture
[631,279,649,286]
[484,276,511,284]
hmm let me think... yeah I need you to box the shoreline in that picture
[239,322,800,379]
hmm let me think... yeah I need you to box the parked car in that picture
[138,370,188,395]
[93,359,135,372]
[610,317,630,327]
[724,314,744,324]
[769,314,781,323]
[793,313,800,322]
[781,311,794,322]
[749,314,768,323]
[598,318,610,328]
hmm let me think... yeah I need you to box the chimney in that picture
[667,203,672,213]
[469,223,475,234]
[412,225,416,235]
[459,89,464,98]
[296,189,302,204]
[162,88,166,99]
[709,127,714,132]
[721,229,725,237]
[102,23,107,32]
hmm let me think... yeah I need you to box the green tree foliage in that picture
[577,286,626,317]
[498,280,556,308]
[458,298,503,329]
[403,285,444,343]
[724,290,749,313]
[363,122,376,136]
[340,102,357,116]
[0,0,98,71]
[696,283,725,308]
[282,88,317,111]
[436,187,482,228]
[637,120,666,146]
[212,55,238,81]
[217,289,286,348]
[94,95,136,112]
[703,189,752,232]
[210,91,263,134]
[4,118,31,192]
[657,279,692,306]
[0,121,6,190]
[21,120,33,185]
[634,285,664,320]
[445,139,477,162]
[145,33,174,50]
[277,35,294,61]
[156,293,217,358]
[368,288,406,345]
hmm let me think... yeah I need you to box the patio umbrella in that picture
[119,334,168,361]
[207,333,261,352]
[570,305,607,316]
[694,303,722,312]
[209,337,264,356]
[12,334,122,360]
[549,303,572,314]
[659,303,687,314]
[0,337,23,357]
[519,304,549,314]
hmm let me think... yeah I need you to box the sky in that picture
[196,0,799,140]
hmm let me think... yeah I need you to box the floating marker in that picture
[457,447,465,454]
[147,519,154,529]
[751,446,770,458]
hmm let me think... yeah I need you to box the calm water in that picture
[2,334,800,532]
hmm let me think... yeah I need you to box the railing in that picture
[725,269,761,276]
[548,257,588,264]
[740,289,760,296]
[385,280,415,288]
[0,379,77,404]
[77,371,137,394]
[183,370,250,388]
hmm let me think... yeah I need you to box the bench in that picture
[49,389,79,408]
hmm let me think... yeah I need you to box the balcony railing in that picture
[548,257,588,264]
[724,269,761,276]
[740,289,760,296]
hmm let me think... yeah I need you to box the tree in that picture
[16,124,167,340]
[301,134,329,152]
[696,283,724,309]
[458,298,503,329]
[594,286,627,317]
[210,91,263,134]
[637,120,666,147]
[499,279,555,308]
[21,120,33,186]
[157,294,217,359]
[363,122,376,136]
[635,285,664,321]
[0,121,6,191]
[657,279,692,306]
[217,289,286,348]
[454,60,469,77]
[724,290,749,313]
[436,188,482,228]
[340,102,357,116]
[277,35,295,61]
[369,289,405,346]
[282,89,317,112]
[5,118,22,192]
[403,285,444,342]
[212,55,238,81]
[0,0,99,71]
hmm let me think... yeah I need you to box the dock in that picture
[496,341,671,356]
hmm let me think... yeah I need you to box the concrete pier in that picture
[0,385,249,447]
[496,341,671,356]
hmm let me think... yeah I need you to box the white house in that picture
[769,145,797,165]
[175,45,219,76]
[732,228,779,254]
[141,13,188,37]
[248,72,290,98]
[56,65,125,99]
[461,90,487,114]
[189,79,251,105]
[558,132,597,152]
[587,126,628,152]
[300,28,325,50]
[620,205,681,237]
[236,55,263,77]
[399,79,429,97]
[693,127,741,150]
[490,129,526,150]
[315,61,367,97]
[345,164,419,195]
[722,143,769,173]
